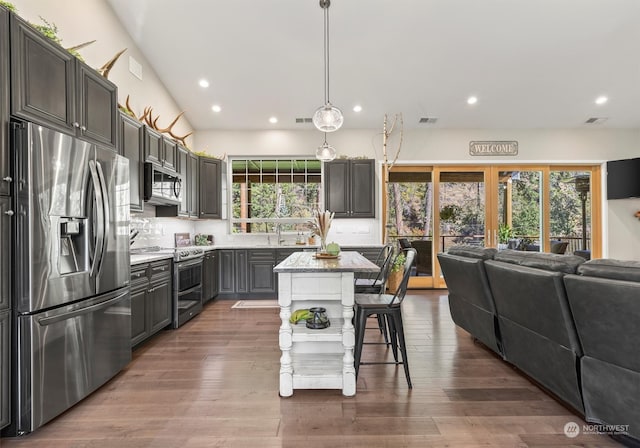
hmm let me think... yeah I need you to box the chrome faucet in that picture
[276,224,285,246]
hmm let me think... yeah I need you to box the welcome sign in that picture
[469,141,518,156]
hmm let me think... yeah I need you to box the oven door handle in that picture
[177,284,202,296]
[177,258,203,269]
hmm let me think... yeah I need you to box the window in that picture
[230,158,322,233]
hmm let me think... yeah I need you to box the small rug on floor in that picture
[231,300,280,309]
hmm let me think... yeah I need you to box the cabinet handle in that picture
[2,176,11,183]
[148,287,155,293]
[81,126,87,131]
[73,122,80,128]
[4,210,14,216]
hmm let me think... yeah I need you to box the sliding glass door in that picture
[384,164,602,289]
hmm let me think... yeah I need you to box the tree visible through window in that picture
[230,158,322,233]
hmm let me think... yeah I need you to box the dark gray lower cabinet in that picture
[0,309,9,430]
[249,250,276,294]
[0,197,10,311]
[217,250,235,295]
[202,250,217,303]
[130,259,172,348]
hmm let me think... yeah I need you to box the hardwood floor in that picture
[1,291,622,447]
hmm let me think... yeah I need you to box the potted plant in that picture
[498,224,514,250]
[386,252,406,292]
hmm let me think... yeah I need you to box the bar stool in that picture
[354,248,416,388]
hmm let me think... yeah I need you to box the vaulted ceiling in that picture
[106,0,640,131]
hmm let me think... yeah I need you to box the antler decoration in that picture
[634,211,640,220]
[120,95,193,146]
[98,48,127,79]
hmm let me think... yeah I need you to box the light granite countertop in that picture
[273,251,380,273]
[130,252,174,265]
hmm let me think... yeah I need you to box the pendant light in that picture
[312,0,343,133]
[316,133,337,162]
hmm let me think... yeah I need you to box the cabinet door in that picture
[203,252,218,303]
[0,7,9,197]
[188,153,199,217]
[10,13,75,134]
[148,278,172,335]
[324,160,350,217]
[235,250,248,293]
[176,146,189,216]
[162,137,177,172]
[144,126,162,166]
[76,62,117,148]
[350,159,375,218]
[130,283,148,347]
[119,112,144,212]
[249,250,276,293]
[217,250,235,293]
[199,158,221,219]
[0,197,10,311]
[0,309,8,430]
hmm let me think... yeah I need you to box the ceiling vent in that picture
[585,117,608,124]
[295,117,313,124]
[419,117,438,124]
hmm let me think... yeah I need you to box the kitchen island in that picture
[273,251,379,397]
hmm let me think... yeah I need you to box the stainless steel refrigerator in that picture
[9,121,131,435]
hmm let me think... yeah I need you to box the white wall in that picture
[10,0,194,146]
[196,127,640,259]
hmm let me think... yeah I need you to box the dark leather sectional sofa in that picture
[438,246,640,443]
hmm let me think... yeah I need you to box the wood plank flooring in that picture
[1,291,622,447]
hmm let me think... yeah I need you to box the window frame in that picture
[227,156,325,234]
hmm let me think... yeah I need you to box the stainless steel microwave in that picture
[143,163,183,206]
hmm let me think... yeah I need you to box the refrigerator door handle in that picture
[35,291,129,326]
[95,160,110,269]
[88,160,105,278]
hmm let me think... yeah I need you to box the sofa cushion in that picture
[493,249,529,265]
[520,253,585,274]
[447,245,496,260]
[577,258,640,282]
[494,250,584,274]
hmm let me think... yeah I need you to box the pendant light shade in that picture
[314,0,343,133]
[313,103,344,132]
[316,134,337,162]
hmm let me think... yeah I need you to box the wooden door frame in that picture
[381,163,602,289]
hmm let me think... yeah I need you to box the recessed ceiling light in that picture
[198,79,209,88]
[269,116,278,124]
[595,96,608,105]
[353,105,362,112]
[467,96,478,105]
[211,105,221,112]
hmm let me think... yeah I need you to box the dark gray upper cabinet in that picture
[162,137,177,172]
[118,112,144,213]
[143,125,177,173]
[176,146,189,216]
[188,152,199,217]
[0,7,9,197]
[0,197,10,311]
[10,14,117,148]
[199,157,222,219]
[143,126,162,166]
[76,62,117,147]
[324,159,375,218]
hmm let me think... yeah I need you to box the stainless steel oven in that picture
[173,251,204,328]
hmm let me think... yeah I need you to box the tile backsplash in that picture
[131,208,379,248]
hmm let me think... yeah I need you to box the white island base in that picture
[275,251,379,397]
[278,271,356,396]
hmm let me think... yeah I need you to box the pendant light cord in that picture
[324,2,330,105]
